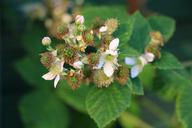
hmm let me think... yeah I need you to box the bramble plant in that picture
[16,5,192,128]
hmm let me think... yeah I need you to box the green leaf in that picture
[127,78,144,95]
[19,90,69,128]
[56,81,89,113]
[82,6,128,26]
[177,83,192,128]
[148,15,175,41]
[21,23,46,55]
[139,64,156,89]
[154,52,183,70]
[131,78,144,95]
[86,83,131,128]
[15,57,51,88]
[128,11,151,53]
[115,17,135,47]
[119,46,140,60]
[155,70,189,101]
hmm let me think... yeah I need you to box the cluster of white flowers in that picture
[40,15,157,88]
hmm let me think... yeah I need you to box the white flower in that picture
[42,37,51,46]
[42,60,64,88]
[75,15,84,24]
[99,26,108,32]
[125,52,155,78]
[73,61,84,69]
[94,38,119,77]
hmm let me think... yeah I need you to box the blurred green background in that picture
[2,0,192,128]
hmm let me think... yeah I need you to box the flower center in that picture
[105,54,114,61]
[50,65,61,74]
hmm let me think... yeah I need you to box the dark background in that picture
[2,0,192,128]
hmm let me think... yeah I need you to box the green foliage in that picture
[128,11,152,53]
[15,57,51,88]
[56,81,90,113]
[19,90,69,128]
[115,17,134,47]
[148,15,175,42]
[15,5,188,128]
[130,78,144,95]
[154,52,183,70]
[86,83,131,128]
[177,83,192,128]
[22,23,46,55]
[82,6,128,26]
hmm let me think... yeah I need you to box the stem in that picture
[182,60,192,67]
[119,111,153,128]
[140,97,170,124]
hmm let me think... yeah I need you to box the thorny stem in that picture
[119,111,153,128]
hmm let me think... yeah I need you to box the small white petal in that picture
[105,50,118,56]
[57,61,64,72]
[73,61,84,69]
[54,75,60,88]
[109,38,119,51]
[94,57,104,69]
[99,26,108,32]
[104,62,115,77]
[125,57,136,65]
[143,52,155,62]
[131,65,143,78]
[42,72,56,80]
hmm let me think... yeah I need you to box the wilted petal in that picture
[131,65,143,78]
[143,52,155,62]
[42,72,56,80]
[125,57,136,65]
[104,62,115,77]
[109,38,119,51]
[54,75,60,88]
[73,61,84,69]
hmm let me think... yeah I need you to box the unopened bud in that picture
[75,15,84,24]
[42,37,51,46]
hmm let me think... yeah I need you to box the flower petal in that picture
[99,26,108,32]
[125,57,136,65]
[143,52,155,62]
[42,72,56,80]
[94,56,105,69]
[109,38,119,51]
[104,62,115,77]
[73,61,84,69]
[54,75,60,88]
[131,65,143,78]
[105,50,118,56]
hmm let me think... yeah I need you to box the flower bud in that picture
[75,15,84,24]
[42,37,51,46]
